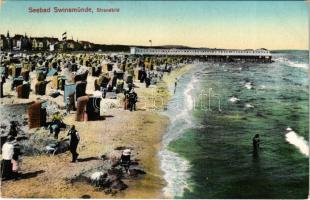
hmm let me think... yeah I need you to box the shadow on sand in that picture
[20,170,45,179]
[87,115,114,121]
[77,157,100,162]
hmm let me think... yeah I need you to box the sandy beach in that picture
[1,1,308,198]
[1,63,194,198]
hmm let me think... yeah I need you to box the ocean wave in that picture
[172,76,198,124]
[274,57,308,69]
[285,127,309,157]
[160,74,198,198]
[228,96,240,103]
[245,103,254,108]
[160,150,192,198]
[244,82,254,90]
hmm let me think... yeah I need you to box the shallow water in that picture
[163,50,309,198]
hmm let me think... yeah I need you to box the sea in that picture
[159,50,309,199]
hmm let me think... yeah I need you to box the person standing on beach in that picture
[11,140,22,180]
[65,97,73,114]
[67,125,80,162]
[120,149,131,174]
[1,136,14,180]
[128,88,137,111]
[8,121,18,138]
[0,73,5,98]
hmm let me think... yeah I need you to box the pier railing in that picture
[130,47,271,57]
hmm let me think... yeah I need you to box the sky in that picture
[0,1,308,50]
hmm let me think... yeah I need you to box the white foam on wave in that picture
[285,127,309,157]
[289,62,308,69]
[160,75,197,198]
[244,82,253,89]
[160,149,191,198]
[184,78,198,111]
[172,77,198,124]
[286,127,292,131]
[274,57,308,69]
[229,96,240,103]
[245,103,254,108]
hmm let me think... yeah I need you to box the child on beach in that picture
[67,125,80,163]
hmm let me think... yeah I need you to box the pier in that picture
[130,47,272,63]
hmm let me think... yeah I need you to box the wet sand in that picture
[0,64,194,198]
